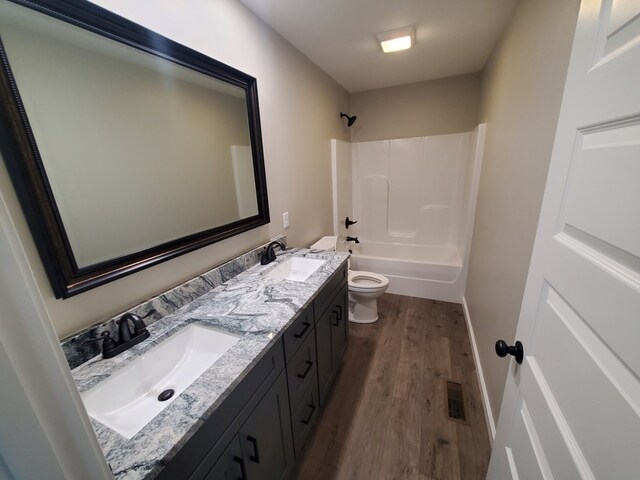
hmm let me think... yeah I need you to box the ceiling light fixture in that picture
[377,26,415,53]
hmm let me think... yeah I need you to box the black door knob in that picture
[495,339,524,364]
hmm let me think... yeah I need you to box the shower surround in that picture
[331,125,485,301]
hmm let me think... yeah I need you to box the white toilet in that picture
[347,270,389,323]
[310,236,389,324]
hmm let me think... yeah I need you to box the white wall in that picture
[0,0,350,338]
[465,0,580,429]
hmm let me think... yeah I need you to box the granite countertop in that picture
[71,248,349,480]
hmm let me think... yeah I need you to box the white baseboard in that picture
[462,296,496,443]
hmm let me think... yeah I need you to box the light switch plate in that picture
[283,212,290,229]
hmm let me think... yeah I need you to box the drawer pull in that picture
[301,403,316,425]
[297,360,314,379]
[336,304,342,321]
[332,309,340,327]
[233,456,247,480]
[247,435,260,463]
[293,321,311,339]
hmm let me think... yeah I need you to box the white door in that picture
[488,0,640,478]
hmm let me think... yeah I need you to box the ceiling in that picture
[239,0,518,93]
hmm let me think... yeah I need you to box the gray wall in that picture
[465,0,580,427]
[349,73,481,142]
[0,0,350,338]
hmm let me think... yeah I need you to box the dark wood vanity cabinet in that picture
[163,262,348,480]
[316,282,349,406]
[287,263,347,456]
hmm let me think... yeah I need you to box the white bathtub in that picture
[347,241,467,302]
[330,124,486,303]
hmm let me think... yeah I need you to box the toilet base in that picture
[348,295,379,324]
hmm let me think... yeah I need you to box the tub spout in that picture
[346,236,360,244]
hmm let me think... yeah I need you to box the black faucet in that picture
[261,240,286,265]
[118,312,149,342]
[83,310,154,359]
[346,236,360,244]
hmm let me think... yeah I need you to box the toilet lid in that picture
[348,270,389,291]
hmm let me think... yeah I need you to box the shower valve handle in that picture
[345,217,357,229]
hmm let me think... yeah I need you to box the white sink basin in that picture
[266,257,326,282]
[81,324,239,439]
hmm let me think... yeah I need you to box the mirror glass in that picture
[0,0,270,298]
[0,2,259,268]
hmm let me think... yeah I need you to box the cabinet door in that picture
[239,371,294,480]
[204,435,245,480]
[330,284,349,370]
[315,305,333,406]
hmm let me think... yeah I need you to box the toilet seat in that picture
[348,270,389,292]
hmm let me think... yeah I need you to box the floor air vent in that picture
[446,381,467,424]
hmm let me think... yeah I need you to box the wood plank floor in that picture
[291,294,491,480]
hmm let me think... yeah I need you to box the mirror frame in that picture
[0,0,270,298]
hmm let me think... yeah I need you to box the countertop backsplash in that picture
[61,236,285,370]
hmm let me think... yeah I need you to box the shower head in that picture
[340,112,357,127]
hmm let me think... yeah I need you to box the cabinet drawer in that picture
[283,303,314,362]
[291,373,320,457]
[286,330,317,409]
[313,262,347,321]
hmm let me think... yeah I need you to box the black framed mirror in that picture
[0,0,270,298]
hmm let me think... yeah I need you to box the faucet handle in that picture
[140,308,157,320]
[82,331,116,353]
[100,331,117,354]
